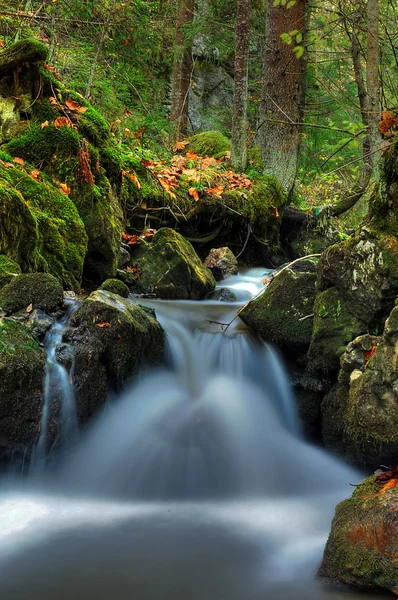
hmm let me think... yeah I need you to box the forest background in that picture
[0,0,395,230]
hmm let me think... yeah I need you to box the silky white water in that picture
[0,270,383,599]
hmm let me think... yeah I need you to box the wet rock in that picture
[319,476,398,595]
[100,278,129,298]
[0,317,45,466]
[204,247,238,281]
[26,309,54,338]
[65,289,165,422]
[55,343,73,371]
[240,268,317,356]
[130,228,216,299]
[118,246,131,269]
[0,255,21,289]
[213,288,237,302]
[0,273,63,316]
[289,258,318,273]
[322,305,398,466]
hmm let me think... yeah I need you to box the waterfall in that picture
[0,270,366,600]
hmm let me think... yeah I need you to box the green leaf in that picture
[296,32,303,44]
[280,33,292,45]
[287,0,297,7]
[273,0,281,5]
[293,45,304,59]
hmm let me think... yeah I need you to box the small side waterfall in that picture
[31,303,78,474]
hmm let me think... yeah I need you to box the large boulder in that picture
[320,476,398,595]
[100,278,129,298]
[307,227,398,375]
[0,317,45,466]
[204,247,238,281]
[130,228,216,299]
[322,303,398,466]
[65,290,165,422]
[240,267,317,356]
[0,273,63,315]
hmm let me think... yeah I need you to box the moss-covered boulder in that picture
[130,228,216,299]
[204,247,238,281]
[0,255,21,289]
[0,273,63,315]
[188,131,230,158]
[319,476,398,595]
[240,268,317,355]
[0,317,45,466]
[100,278,129,298]
[64,289,165,422]
[323,303,398,466]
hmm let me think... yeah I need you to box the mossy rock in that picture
[0,317,45,465]
[322,305,398,466]
[0,154,88,289]
[0,273,63,315]
[308,288,365,374]
[188,131,230,158]
[240,268,317,355]
[0,255,21,289]
[65,289,165,422]
[319,476,398,595]
[100,278,129,298]
[131,228,216,299]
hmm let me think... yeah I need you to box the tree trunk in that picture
[258,0,309,197]
[231,0,250,172]
[170,0,194,139]
[366,0,380,180]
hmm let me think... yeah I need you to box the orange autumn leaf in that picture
[30,169,40,180]
[59,183,71,196]
[41,120,49,129]
[186,149,199,160]
[189,187,199,201]
[44,64,55,71]
[54,116,77,130]
[207,185,224,198]
[13,157,24,166]
[174,139,189,151]
[65,98,88,113]
[96,322,112,328]
[49,96,58,106]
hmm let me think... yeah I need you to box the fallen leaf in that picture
[174,139,189,151]
[30,169,40,180]
[96,322,112,328]
[59,183,71,195]
[189,187,199,201]
[49,96,58,106]
[41,120,49,129]
[65,98,88,113]
[13,157,24,165]
[26,303,33,313]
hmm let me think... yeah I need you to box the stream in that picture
[0,269,389,599]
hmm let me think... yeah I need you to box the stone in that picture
[240,268,317,356]
[319,476,398,595]
[322,305,398,466]
[0,273,63,315]
[0,255,21,289]
[130,228,216,299]
[0,317,45,466]
[204,247,238,281]
[100,278,130,298]
[26,309,54,338]
[64,289,165,422]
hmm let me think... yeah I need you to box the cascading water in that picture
[0,270,383,599]
[30,302,79,474]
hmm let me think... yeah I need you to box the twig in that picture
[298,313,315,322]
[236,225,252,259]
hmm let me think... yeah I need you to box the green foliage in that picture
[188,131,230,157]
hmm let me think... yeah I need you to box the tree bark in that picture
[231,0,250,172]
[170,0,194,139]
[366,0,380,180]
[258,0,309,197]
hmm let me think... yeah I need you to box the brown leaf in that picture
[174,139,189,151]
[65,98,88,113]
[189,187,199,201]
[41,120,49,129]
[30,169,40,180]
[59,183,71,196]
[96,322,112,328]
[49,96,58,106]
[13,157,24,166]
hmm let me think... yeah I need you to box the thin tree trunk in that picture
[258,0,309,197]
[231,0,250,172]
[366,0,380,180]
[170,0,194,139]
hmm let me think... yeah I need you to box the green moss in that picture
[0,255,21,289]
[0,273,63,315]
[6,124,80,165]
[0,161,87,288]
[0,39,48,71]
[101,278,130,298]
[0,317,44,367]
[188,131,230,157]
[131,228,216,299]
[308,288,364,373]
[240,269,316,351]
